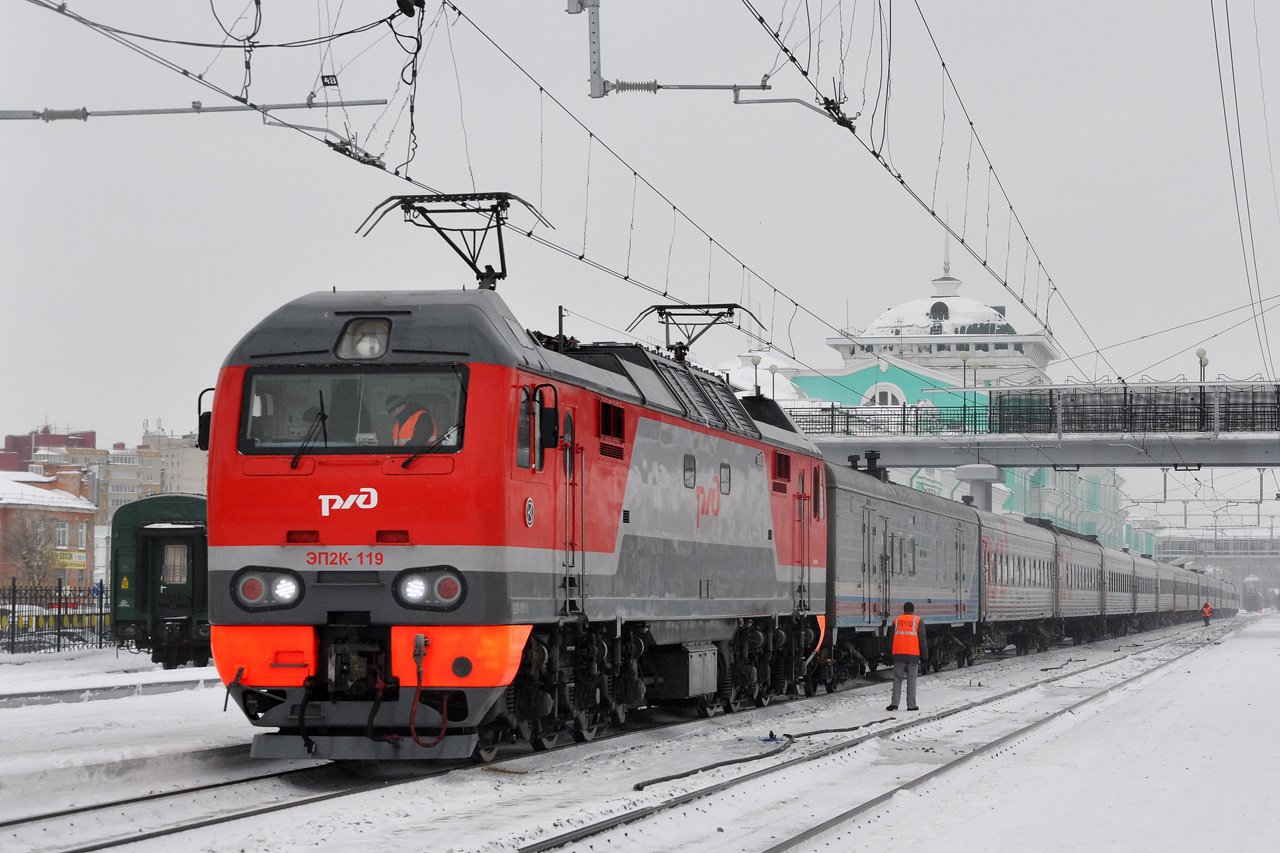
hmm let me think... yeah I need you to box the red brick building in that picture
[1,425,97,472]
[0,470,96,586]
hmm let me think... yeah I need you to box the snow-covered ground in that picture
[2,615,1277,851]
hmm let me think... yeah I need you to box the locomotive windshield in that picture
[238,366,467,455]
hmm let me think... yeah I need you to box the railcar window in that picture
[161,543,190,584]
[719,462,731,494]
[774,452,791,481]
[563,413,575,480]
[239,366,465,456]
[600,402,625,441]
[517,388,531,469]
[684,454,696,488]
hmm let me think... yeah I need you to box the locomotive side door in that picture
[792,469,810,610]
[560,407,585,614]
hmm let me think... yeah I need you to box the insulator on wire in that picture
[40,108,90,122]
[612,79,660,94]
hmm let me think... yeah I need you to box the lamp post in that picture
[957,350,972,432]
[1196,347,1208,431]
[751,354,762,396]
[768,363,778,398]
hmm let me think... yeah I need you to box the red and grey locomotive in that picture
[204,285,828,761]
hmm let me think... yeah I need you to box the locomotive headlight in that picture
[400,574,429,603]
[272,576,300,604]
[335,318,390,360]
[394,567,466,610]
[232,568,305,611]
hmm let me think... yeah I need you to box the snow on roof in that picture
[862,273,1017,338]
[0,471,96,512]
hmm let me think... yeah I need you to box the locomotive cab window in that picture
[238,366,466,456]
[719,462,731,494]
[683,454,697,488]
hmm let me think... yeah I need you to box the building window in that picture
[929,301,950,320]
[78,523,87,548]
[864,386,904,407]
[55,522,68,549]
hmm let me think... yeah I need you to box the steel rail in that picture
[517,622,1232,853]
[762,622,1246,852]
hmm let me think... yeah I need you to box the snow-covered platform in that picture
[810,612,1280,851]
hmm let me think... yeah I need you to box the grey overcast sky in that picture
[4,1,1280,521]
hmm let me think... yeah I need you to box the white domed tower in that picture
[830,256,1058,385]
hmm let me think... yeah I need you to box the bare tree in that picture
[1,515,58,586]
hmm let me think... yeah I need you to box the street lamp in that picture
[751,354,762,396]
[768,363,778,398]
[1196,347,1208,431]
[957,350,972,431]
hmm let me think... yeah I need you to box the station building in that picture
[725,260,1150,553]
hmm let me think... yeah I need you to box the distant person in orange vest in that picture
[1201,601,1213,627]
[886,601,927,712]
[386,395,436,446]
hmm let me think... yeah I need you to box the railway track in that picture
[515,621,1240,853]
[4,622,1226,851]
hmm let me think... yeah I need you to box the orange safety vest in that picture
[1202,603,1213,617]
[891,613,922,656]
[393,409,433,446]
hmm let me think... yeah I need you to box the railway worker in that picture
[385,395,436,446]
[1202,600,1213,627]
[886,602,927,712]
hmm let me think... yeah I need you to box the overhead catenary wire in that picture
[23,0,1245,502]
[1210,0,1276,381]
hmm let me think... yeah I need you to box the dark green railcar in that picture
[111,495,210,669]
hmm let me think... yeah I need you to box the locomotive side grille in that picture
[772,482,788,493]
[599,442,625,460]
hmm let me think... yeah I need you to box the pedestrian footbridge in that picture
[786,382,1280,468]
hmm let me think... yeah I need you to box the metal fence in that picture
[785,386,1280,438]
[0,578,111,655]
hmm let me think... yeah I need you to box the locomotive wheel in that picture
[572,721,600,743]
[193,654,210,668]
[162,660,179,671]
[473,744,499,763]
[823,680,838,694]
[530,731,559,751]
[610,706,627,726]
[695,696,717,717]
[754,691,774,707]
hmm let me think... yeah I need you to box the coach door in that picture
[954,526,967,618]
[877,515,892,621]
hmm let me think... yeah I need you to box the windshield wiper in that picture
[290,390,328,469]
[400,424,461,469]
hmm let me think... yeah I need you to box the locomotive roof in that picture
[226,289,819,456]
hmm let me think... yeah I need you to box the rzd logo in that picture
[319,487,378,517]
[695,476,721,528]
